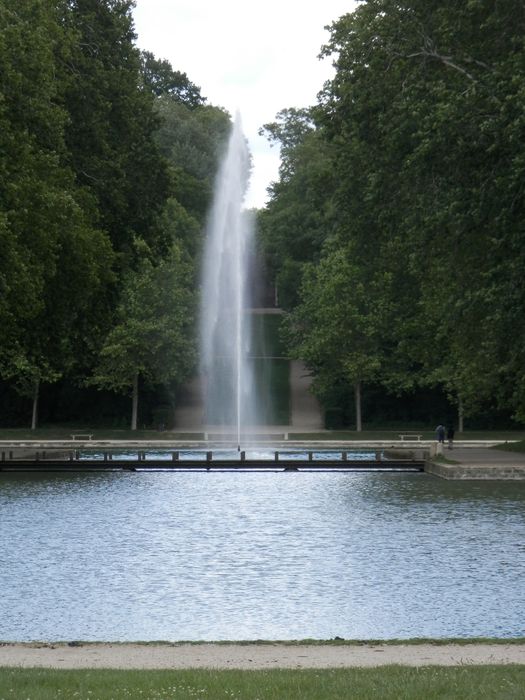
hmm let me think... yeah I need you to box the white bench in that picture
[70,433,93,440]
[398,433,423,441]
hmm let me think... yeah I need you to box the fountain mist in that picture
[200,114,256,447]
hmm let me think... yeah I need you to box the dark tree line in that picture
[0,0,230,428]
[259,0,525,430]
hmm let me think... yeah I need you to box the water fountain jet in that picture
[200,113,256,449]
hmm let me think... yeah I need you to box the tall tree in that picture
[0,0,114,427]
[318,0,525,423]
[59,0,171,262]
[286,246,392,430]
[140,50,204,107]
[258,108,336,309]
[90,244,196,429]
[258,0,525,428]
[154,98,230,227]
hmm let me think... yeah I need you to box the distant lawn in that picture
[290,430,525,441]
[2,666,525,700]
[249,313,290,425]
[252,358,290,425]
[492,439,525,453]
[0,427,204,441]
[1,427,525,442]
[251,313,287,358]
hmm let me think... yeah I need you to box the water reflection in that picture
[1,471,524,641]
[77,448,377,461]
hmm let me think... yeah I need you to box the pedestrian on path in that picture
[447,425,455,449]
[435,424,446,443]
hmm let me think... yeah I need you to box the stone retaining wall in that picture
[425,459,525,480]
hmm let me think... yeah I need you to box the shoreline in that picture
[1,642,525,669]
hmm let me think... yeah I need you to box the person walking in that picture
[435,424,446,443]
[447,424,455,449]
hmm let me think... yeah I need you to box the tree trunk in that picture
[131,373,139,431]
[458,396,464,433]
[31,379,40,431]
[354,380,362,432]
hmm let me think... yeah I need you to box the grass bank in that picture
[0,427,205,441]
[2,666,525,700]
[290,430,525,441]
[492,439,525,453]
[6,637,525,647]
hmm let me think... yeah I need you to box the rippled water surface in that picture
[1,471,524,640]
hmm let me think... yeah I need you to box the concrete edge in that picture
[425,459,525,480]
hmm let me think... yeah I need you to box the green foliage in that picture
[59,0,171,262]
[140,50,204,106]
[0,0,231,426]
[320,0,525,420]
[288,247,386,391]
[262,0,525,426]
[0,0,114,424]
[285,245,395,428]
[258,109,336,309]
[155,98,230,224]
[91,243,196,395]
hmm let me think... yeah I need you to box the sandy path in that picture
[0,643,524,669]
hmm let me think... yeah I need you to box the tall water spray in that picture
[200,114,256,447]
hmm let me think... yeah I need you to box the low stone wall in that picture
[384,448,430,462]
[425,459,525,480]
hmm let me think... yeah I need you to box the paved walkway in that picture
[447,446,525,466]
[426,445,525,479]
[289,360,323,430]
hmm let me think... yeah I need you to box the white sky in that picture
[132,0,358,208]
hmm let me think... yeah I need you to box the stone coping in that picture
[0,439,513,448]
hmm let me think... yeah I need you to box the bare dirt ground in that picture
[1,643,524,669]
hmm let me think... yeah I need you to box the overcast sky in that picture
[132,0,358,208]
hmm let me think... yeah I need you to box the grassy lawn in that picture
[1,427,525,442]
[0,428,205,441]
[2,666,525,700]
[290,430,525,441]
[492,439,525,453]
[250,313,290,425]
[431,454,460,465]
[251,313,287,358]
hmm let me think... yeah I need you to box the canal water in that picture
[77,448,381,461]
[1,470,524,641]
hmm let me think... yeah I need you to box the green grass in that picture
[290,430,525,441]
[0,428,205,441]
[1,427,525,442]
[492,439,525,453]
[432,455,460,465]
[251,358,290,425]
[251,313,287,358]
[6,637,525,647]
[1,666,525,700]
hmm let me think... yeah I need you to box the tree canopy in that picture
[260,0,525,429]
[0,0,230,428]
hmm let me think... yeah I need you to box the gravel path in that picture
[1,643,524,669]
